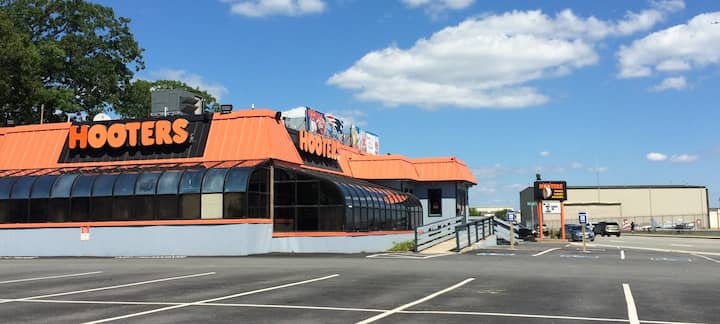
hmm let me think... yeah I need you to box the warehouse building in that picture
[520,185,709,231]
[0,108,476,256]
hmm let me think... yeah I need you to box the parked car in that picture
[513,223,536,241]
[565,224,595,242]
[593,221,621,237]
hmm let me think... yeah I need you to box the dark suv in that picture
[593,221,621,237]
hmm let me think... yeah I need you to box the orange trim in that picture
[272,230,414,237]
[0,218,272,229]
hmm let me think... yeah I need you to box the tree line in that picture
[0,0,218,125]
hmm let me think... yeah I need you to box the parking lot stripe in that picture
[586,243,720,257]
[82,273,340,324]
[533,247,560,256]
[621,250,626,260]
[623,283,640,324]
[0,272,215,304]
[402,310,702,324]
[691,254,720,264]
[0,271,103,285]
[356,277,475,324]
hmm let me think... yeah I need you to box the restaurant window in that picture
[70,175,95,222]
[113,173,138,221]
[29,175,57,223]
[91,174,117,221]
[9,176,35,223]
[156,171,182,220]
[223,167,252,219]
[0,177,17,222]
[429,189,442,216]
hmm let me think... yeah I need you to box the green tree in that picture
[0,0,144,123]
[0,11,42,125]
[115,79,220,118]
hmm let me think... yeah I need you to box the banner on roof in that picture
[364,131,379,155]
[306,108,327,137]
[349,126,380,155]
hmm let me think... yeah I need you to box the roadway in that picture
[0,237,717,323]
[584,234,720,255]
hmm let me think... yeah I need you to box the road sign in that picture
[80,226,90,241]
[507,211,515,222]
[578,212,588,224]
[526,201,537,206]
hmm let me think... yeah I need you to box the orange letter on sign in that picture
[68,125,89,149]
[125,122,140,147]
[106,123,127,148]
[154,120,173,145]
[140,121,155,146]
[87,125,108,149]
[171,119,189,144]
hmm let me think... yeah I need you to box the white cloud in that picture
[618,11,720,78]
[401,0,474,16]
[571,162,584,169]
[226,0,326,17]
[149,69,228,101]
[473,164,509,179]
[670,154,699,163]
[651,76,688,91]
[588,166,609,173]
[646,152,668,161]
[540,151,551,157]
[329,3,680,109]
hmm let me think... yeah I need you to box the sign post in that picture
[579,212,588,253]
[507,210,516,249]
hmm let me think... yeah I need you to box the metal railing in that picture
[455,216,494,251]
[414,216,465,252]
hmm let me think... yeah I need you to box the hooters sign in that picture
[298,130,340,160]
[68,119,190,150]
[533,181,567,201]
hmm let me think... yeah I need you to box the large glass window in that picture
[135,172,161,195]
[180,169,205,194]
[157,171,182,194]
[202,168,227,193]
[0,178,17,223]
[70,175,95,222]
[91,174,117,221]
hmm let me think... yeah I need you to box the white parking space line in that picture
[560,255,599,259]
[476,253,515,256]
[585,243,720,257]
[366,252,454,259]
[14,298,705,324]
[623,283,640,324]
[650,257,692,262]
[533,247,560,256]
[692,254,720,264]
[0,272,215,305]
[670,244,693,247]
[610,240,624,243]
[621,250,626,260]
[83,274,340,324]
[0,271,103,285]
[356,278,475,324]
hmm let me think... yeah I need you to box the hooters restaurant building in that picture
[0,109,476,256]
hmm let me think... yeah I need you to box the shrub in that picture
[388,240,415,252]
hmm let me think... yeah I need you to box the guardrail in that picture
[414,216,465,252]
[455,216,494,251]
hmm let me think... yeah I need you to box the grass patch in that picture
[388,240,415,252]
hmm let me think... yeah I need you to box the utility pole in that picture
[40,104,45,124]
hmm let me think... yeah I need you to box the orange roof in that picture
[346,154,419,180]
[411,157,477,183]
[0,109,475,185]
[202,109,302,164]
[346,154,476,184]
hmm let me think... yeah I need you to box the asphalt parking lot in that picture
[0,238,718,323]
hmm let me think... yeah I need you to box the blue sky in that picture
[98,0,720,209]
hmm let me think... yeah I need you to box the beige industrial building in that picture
[520,185,709,231]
